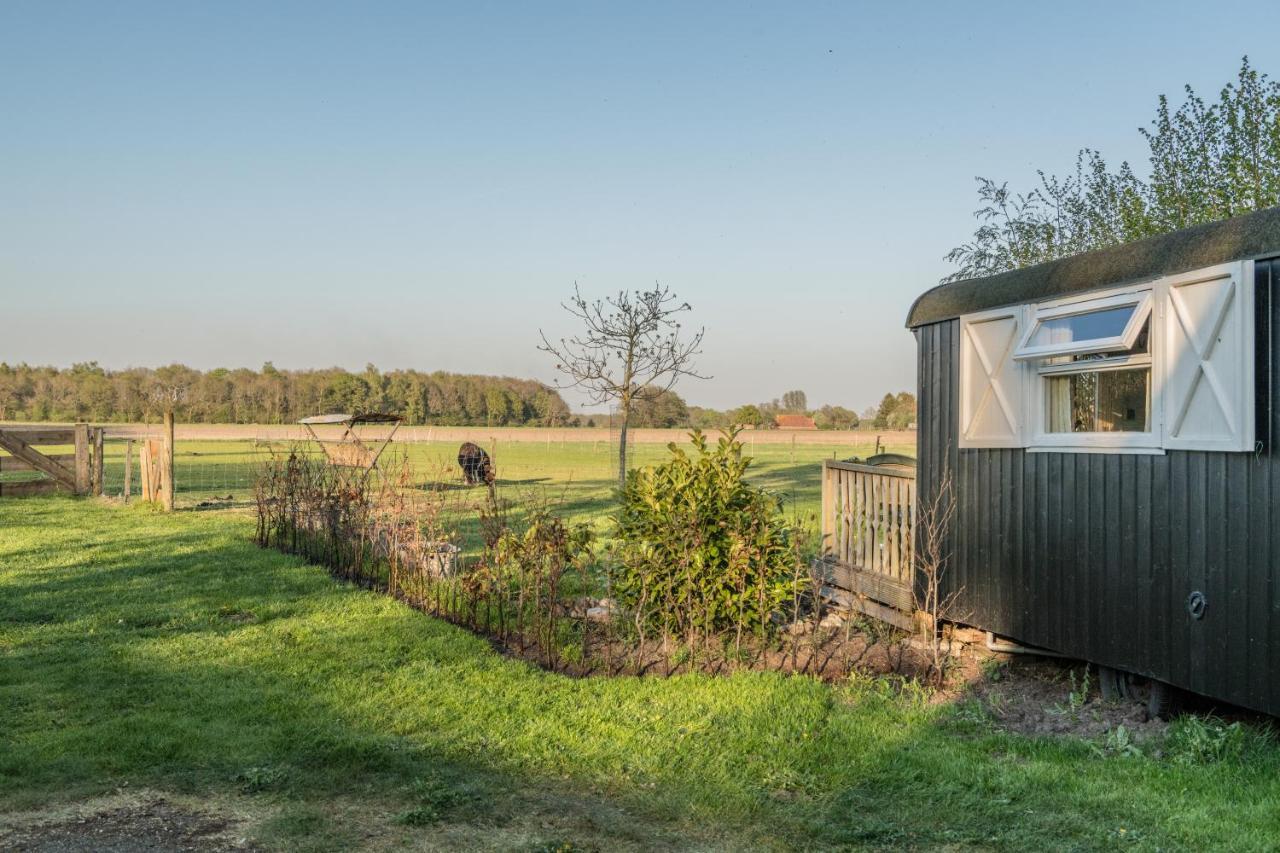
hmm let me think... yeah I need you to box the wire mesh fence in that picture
[78,437,275,506]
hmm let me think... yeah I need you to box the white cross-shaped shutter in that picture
[1162,261,1254,452]
[958,307,1025,448]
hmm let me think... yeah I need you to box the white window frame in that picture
[1014,290,1153,362]
[957,261,1255,454]
[1024,281,1167,450]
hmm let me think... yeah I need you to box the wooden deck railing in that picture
[820,459,916,616]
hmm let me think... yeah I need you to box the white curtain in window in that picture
[1045,324,1074,432]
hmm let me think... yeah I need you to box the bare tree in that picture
[149,364,200,419]
[539,284,707,491]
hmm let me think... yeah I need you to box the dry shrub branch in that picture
[913,467,962,685]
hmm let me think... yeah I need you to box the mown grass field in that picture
[3,431,916,531]
[4,498,1280,850]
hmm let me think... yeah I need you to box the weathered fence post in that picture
[74,423,90,496]
[91,428,104,497]
[821,460,834,557]
[139,441,152,502]
[149,439,162,503]
[123,439,133,503]
[161,411,175,511]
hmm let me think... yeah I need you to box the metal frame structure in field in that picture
[298,412,403,474]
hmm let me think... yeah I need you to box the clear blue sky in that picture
[3,1,1277,412]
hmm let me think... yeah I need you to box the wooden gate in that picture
[819,459,916,628]
[0,425,104,497]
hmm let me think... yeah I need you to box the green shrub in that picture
[611,429,803,636]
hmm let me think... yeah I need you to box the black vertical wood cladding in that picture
[914,258,1280,715]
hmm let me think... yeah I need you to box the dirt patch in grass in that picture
[0,786,745,853]
[952,656,1169,741]
[465,613,942,683]
[0,793,262,853]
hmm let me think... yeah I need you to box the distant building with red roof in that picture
[774,413,816,430]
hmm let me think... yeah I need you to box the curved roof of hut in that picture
[907,205,1280,328]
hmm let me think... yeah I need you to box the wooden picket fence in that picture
[819,459,916,628]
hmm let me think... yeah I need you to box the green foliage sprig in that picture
[946,57,1280,281]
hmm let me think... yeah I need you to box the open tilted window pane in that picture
[1014,291,1152,361]
[1070,320,1148,361]
[1041,318,1151,368]
[1029,305,1133,347]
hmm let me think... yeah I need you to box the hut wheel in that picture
[1143,680,1178,720]
[1097,666,1132,702]
[1098,666,1179,719]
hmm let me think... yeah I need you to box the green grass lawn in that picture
[4,498,1280,850]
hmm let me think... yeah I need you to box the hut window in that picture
[955,261,1255,452]
[1043,317,1152,434]
[1046,369,1150,433]
[1031,302,1157,447]
[1014,291,1151,362]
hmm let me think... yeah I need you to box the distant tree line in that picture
[0,361,570,426]
[866,392,917,430]
[720,389,915,431]
[573,388,916,431]
[0,361,916,431]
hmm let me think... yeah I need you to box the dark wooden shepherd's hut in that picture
[907,205,1280,716]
